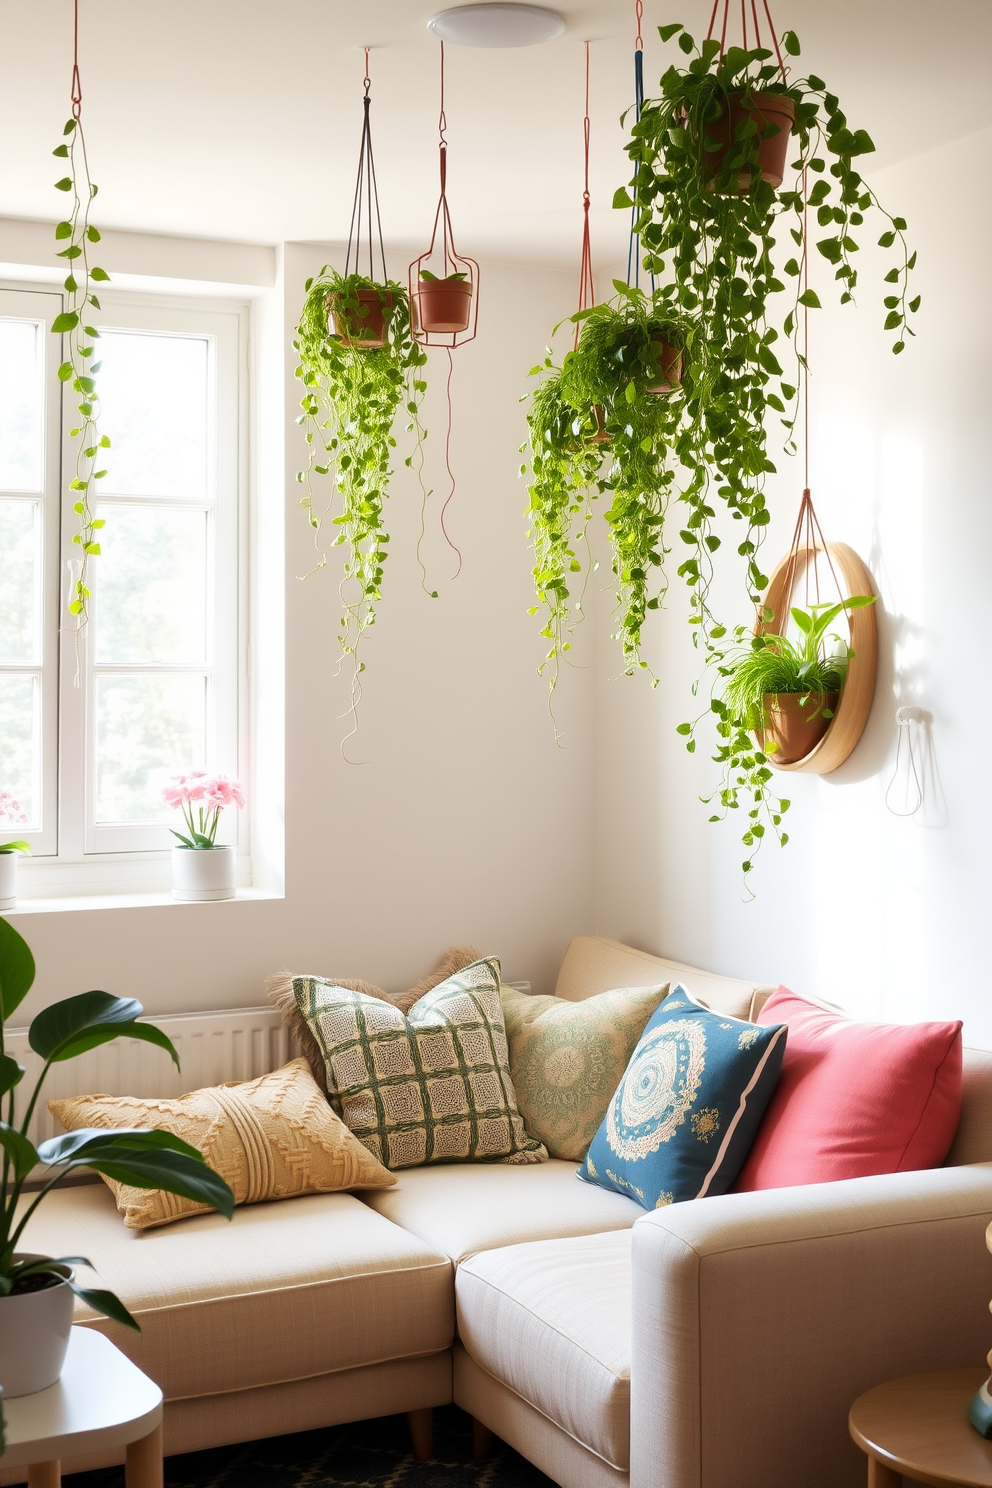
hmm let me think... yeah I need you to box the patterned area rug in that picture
[67,1407,556,1488]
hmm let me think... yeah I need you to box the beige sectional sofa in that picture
[9,937,992,1488]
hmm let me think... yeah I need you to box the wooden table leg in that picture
[868,1456,903,1488]
[407,1408,433,1462]
[27,1463,60,1488]
[126,1423,163,1488]
[472,1419,495,1461]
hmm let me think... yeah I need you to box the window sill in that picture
[6,885,282,916]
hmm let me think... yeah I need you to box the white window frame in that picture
[0,281,248,869]
[0,285,64,858]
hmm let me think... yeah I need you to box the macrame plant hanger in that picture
[408,42,479,349]
[409,41,479,578]
[704,0,787,73]
[574,40,595,349]
[346,50,388,286]
[626,1,654,292]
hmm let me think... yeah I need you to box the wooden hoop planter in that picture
[756,541,877,775]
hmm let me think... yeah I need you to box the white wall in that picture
[9,248,596,1024]
[594,126,992,1047]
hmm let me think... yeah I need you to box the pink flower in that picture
[0,790,28,825]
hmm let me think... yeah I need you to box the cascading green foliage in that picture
[526,285,697,685]
[679,596,875,885]
[619,22,916,664]
[52,114,112,632]
[294,268,427,666]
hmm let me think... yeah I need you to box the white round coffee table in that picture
[2,1327,163,1488]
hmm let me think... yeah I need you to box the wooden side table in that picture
[2,1327,163,1488]
[850,1367,992,1488]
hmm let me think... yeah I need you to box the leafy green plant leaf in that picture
[28,991,181,1069]
[0,916,35,1018]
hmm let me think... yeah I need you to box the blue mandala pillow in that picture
[578,985,786,1210]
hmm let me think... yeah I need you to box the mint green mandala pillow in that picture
[501,983,670,1160]
[294,957,547,1170]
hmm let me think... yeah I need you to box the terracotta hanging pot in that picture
[329,288,394,348]
[414,277,473,334]
[701,91,796,191]
[646,335,683,395]
[589,404,611,445]
[759,691,838,765]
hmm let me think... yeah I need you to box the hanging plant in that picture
[526,283,698,685]
[618,16,917,660]
[295,267,425,663]
[408,39,479,584]
[683,592,874,888]
[52,1,111,635]
[293,54,427,677]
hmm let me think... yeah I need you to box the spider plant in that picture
[679,595,875,885]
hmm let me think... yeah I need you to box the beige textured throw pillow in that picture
[501,983,670,1159]
[47,1057,395,1230]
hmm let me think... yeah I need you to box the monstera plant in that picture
[0,915,233,1418]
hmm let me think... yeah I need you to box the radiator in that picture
[6,1005,298,1150]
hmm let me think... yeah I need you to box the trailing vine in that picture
[618,22,916,668]
[52,54,111,636]
[294,268,427,670]
[526,285,699,689]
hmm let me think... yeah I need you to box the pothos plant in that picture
[526,282,699,691]
[294,268,427,670]
[52,113,112,634]
[680,595,874,887]
[618,23,916,667]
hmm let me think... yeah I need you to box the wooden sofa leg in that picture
[407,1407,433,1461]
[472,1418,495,1461]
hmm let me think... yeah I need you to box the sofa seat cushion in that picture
[456,1231,632,1471]
[359,1158,641,1263]
[17,1182,452,1401]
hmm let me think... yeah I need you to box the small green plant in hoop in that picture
[52,10,111,641]
[678,595,874,892]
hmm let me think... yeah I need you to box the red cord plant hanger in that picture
[409,42,479,348]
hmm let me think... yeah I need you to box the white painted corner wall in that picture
[594,126,992,1048]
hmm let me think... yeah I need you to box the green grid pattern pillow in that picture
[294,957,547,1170]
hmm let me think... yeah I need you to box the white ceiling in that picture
[0,1,989,268]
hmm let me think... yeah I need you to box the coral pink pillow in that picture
[733,986,963,1191]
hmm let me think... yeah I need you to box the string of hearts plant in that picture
[53,4,111,641]
[619,21,916,668]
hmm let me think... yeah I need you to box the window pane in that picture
[96,505,207,665]
[0,501,40,663]
[96,673,207,823]
[0,320,43,492]
[0,674,39,829]
[98,331,209,499]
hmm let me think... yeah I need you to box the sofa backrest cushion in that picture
[946,1047,992,1166]
[554,937,770,1021]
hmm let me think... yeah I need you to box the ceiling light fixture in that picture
[427,4,565,48]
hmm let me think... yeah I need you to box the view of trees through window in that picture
[0,290,241,853]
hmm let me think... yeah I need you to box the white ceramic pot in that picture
[0,851,18,910]
[0,1255,75,1397]
[171,843,236,901]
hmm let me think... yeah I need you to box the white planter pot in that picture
[0,851,18,910]
[0,1255,75,1397]
[172,843,236,901]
